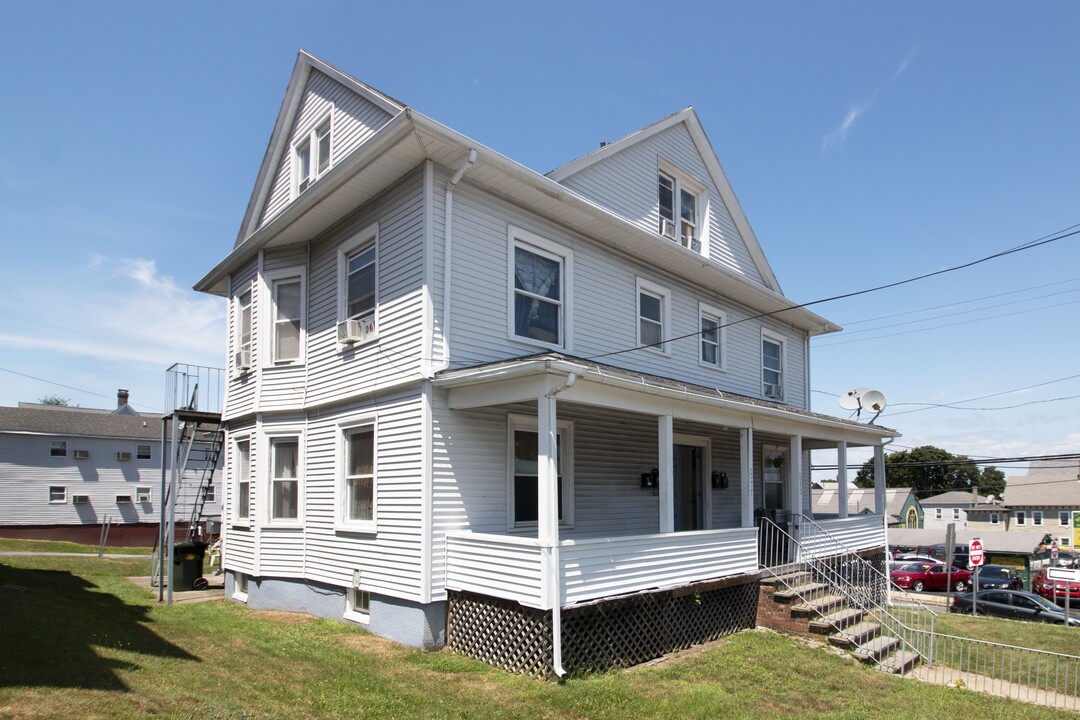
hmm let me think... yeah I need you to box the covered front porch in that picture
[434,354,897,676]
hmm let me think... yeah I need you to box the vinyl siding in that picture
[443,180,809,408]
[557,123,765,285]
[222,420,257,576]
[225,259,259,422]
[0,433,169,525]
[258,70,395,228]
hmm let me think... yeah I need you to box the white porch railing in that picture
[445,526,758,610]
[797,514,886,560]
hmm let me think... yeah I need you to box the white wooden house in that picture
[0,393,221,545]
[196,50,898,676]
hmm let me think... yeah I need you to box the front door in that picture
[762,446,786,523]
[673,443,705,531]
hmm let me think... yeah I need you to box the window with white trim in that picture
[953,508,961,520]
[336,225,378,345]
[234,572,249,601]
[269,272,305,363]
[508,415,574,529]
[137,444,151,460]
[269,436,301,522]
[339,424,375,529]
[509,229,571,349]
[50,441,67,457]
[49,486,66,503]
[345,587,370,624]
[295,117,331,196]
[237,288,253,369]
[636,279,670,354]
[235,438,251,522]
[1033,511,1043,526]
[935,508,943,520]
[657,165,704,253]
[136,487,152,504]
[1061,511,1071,526]
[202,484,216,503]
[1015,510,1026,525]
[699,303,726,369]
[762,333,784,400]
[990,512,1000,525]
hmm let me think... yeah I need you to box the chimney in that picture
[117,389,129,408]
[972,484,979,504]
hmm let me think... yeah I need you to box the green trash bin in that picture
[173,541,208,591]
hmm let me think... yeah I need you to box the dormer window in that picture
[657,165,704,253]
[295,117,332,196]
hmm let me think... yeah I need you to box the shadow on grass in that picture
[0,563,199,691]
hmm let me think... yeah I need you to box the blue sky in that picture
[1,2,1077,478]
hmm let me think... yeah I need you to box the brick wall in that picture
[755,583,814,638]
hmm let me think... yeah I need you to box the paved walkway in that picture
[910,662,1076,712]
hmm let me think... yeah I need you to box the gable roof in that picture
[921,490,988,506]
[0,406,163,441]
[1004,459,1080,508]
[546,108,781,294]
[235,50,405,249]
[812,487,916,521]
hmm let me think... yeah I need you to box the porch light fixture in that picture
[712,471,728,489]
[641,468,659,489]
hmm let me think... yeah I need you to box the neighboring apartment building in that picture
[195,51,897,676]
[1003,459,1080,550]
[920,490,990,531]
[0,391,220,545]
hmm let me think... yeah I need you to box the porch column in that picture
[837,441,848,519]
[789,435,803,525]
[740,428,754,528]
[874,444,887,516]
[658,414,674,533]
[537,388,560,607]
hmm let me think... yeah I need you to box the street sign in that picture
[1047,567,1080,582]
[969,538,985,567]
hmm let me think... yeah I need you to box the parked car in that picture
[929,543,970,568]
[1032,568,1080,605]
[888,553,940,572]
[972,564,1023,591]
[890,562,971,592]
[951,590,1080,626]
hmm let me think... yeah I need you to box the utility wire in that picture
[587,222,1080,361]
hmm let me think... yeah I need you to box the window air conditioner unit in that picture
[338,317,373,345]
[234,349,251,371]
[116,451,132,461]
[681,234,700,252]
[72,495,90,504]
[116,495,133,504]
[764,383,782,400]
[660,218,676,240]
[73,450,90,460]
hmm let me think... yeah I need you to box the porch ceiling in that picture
[434,353,898,448]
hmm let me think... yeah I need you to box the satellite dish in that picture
[839,387,870,411]
[861,390,887,422]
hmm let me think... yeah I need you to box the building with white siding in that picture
[196,50,899,676]
[0,392,220,545]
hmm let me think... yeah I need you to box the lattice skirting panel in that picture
[448,577,759,679]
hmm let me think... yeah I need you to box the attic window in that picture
[657,166,703,253]
[295,117,332,196]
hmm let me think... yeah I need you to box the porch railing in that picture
[445,526,758,610]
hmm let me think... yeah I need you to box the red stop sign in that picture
[969,538,985,567]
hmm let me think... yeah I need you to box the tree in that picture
[38,395,71,406]
[853,444,1007,499]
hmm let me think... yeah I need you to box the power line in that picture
[886,373,1080,417]
[0,365,119,404]
[586,222,1080,361]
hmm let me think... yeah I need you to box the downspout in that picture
[544,372,576,679]
[433,148,477,374]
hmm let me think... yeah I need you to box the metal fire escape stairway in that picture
[179,416,224,540]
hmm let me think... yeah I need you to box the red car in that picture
[890,562,972,592]
[1032,568,1080,605]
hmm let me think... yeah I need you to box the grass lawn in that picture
[1,554,1076,720]
[0,538,154,555]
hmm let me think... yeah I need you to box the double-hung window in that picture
[50,441,67,457]
[270,437,301,522]
[137,444,152,460]
[657,164,704,253]
[1033,511,1043,526]
[990,512,1000,525]
[337,225,379,345]
[699,303,726,369]
[268,271,305,363]
[1061,512,1071,526]
[935,508,943,520]
[235,438,251,522]
[952,508,961,520]
[1016,510,1026,526]
[49,486,66,503]
[236,288,253,370]
[636,279,670,354]
[339,424,375,529]
[762,332,784,400]
[295,117,332,196]
[508,415,573,529]
[510,228,571,349]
